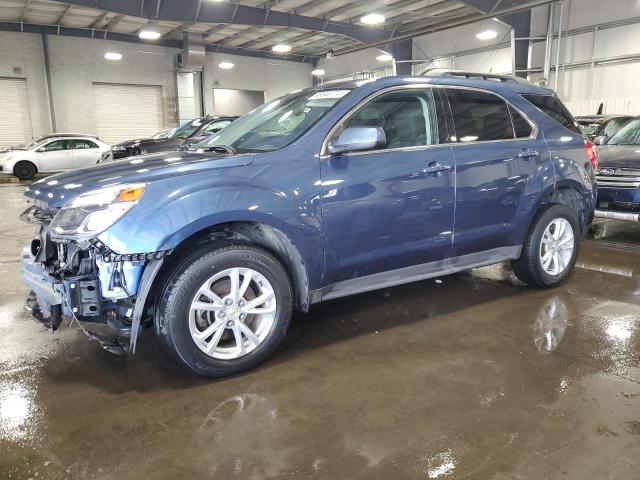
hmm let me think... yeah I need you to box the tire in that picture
[13,161,37,180]
[156,243,293,378]
[511,204,580,288]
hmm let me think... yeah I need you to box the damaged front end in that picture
[19,187,169,355]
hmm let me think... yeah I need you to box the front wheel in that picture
[511,204,580,288]
[13,161,37,180]
[156,244,293,377]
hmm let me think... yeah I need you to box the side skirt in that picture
[313,246,522,303]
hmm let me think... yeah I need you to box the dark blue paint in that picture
[25,75,596,302]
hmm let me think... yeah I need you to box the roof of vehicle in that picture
[40,133,100,138]
[313,70,554,96]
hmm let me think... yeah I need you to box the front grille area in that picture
[596,168,640,189]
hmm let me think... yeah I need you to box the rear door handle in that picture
[518,148,539,159]
[423,162,453,176]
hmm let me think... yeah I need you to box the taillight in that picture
[585,140,597,170]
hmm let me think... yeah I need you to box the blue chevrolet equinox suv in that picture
[20,71,596,377]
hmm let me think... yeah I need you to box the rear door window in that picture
[446,89,514,142]
[72,139,99,149]
[521,94,581,134]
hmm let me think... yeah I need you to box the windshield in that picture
[171,117,207,139]
[199,89,351,153]
[607,118,640,145]
[152,128,173,139]
[599,117,631,138]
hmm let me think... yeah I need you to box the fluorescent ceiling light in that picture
[311,69,326,76]
[376,53,393,62]
[272,44,292,53]
[219,61,235,69]
[361,13,385,25]
[139,30,161,40]
[104,52,122,60]
[476,30,498,40]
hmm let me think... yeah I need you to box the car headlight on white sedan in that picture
[50,183,146,239]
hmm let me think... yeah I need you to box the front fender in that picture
[97,170,323,285]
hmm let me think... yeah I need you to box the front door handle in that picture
[423,162,453,176]
[518,148,539,159]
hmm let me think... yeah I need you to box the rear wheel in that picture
[13,161,37,180]
[156,244,293,377]
[511,204,580,287]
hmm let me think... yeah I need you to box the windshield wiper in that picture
[203,144,236,154]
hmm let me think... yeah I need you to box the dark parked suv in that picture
[20,71,596,377]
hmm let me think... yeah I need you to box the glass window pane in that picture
[510,105,533,138]
[340,89,442,150]
[521,94,581,134]
[43,140,69,151]
[447,89,514,142]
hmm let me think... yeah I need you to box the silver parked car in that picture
[0,135,111,180]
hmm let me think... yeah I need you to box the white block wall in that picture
[0,31,312,140]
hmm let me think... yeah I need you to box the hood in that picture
[596,145,640,168]
[113,137,173,149]
[26,151,255,208]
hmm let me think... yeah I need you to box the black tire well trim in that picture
[146,221,310,320]
[537,185,589,235]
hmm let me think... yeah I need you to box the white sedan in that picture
[0,136,111,180]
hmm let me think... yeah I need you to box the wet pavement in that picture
[1,183,639,479]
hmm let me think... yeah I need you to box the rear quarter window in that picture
[521,94,581,135]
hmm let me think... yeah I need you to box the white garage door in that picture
[0,78,33,147]
[92,83,163,144]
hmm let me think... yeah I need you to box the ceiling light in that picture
[376,53,393,62]
[476,30,498,40]
[311,69,325,76]
[361,13,385,25]
[104,52,122,60]
[272,44,291,53]
[219,61,234,69]
[139,30,161,40]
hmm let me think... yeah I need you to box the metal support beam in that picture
[55,4,73,25]
[0,21,318,64]
[336,0,553,57]
[389,39,413,75]
[41,33,56,132]
[19,0,33,23]
[55,0,391,45]
[103,14,124,31]
[89,11,109,29]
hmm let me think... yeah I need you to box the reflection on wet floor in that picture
[0,185,639,479]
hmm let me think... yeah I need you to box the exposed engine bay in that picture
[20,203,169,354]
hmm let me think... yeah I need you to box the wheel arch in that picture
[535,180,592,235]
[12,159,39,176]
[146,220,312,323]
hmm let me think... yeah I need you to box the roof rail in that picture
[419,68,534,86]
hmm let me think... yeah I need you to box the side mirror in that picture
[327,127,386,155]
[593,135,607,146]
[37,146,46,152]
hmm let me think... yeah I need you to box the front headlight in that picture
[50,183,146,238]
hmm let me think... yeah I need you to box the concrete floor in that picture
[1,183,639,480]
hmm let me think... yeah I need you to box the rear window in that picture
[446,89,514,142]
[521,94,581,135]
